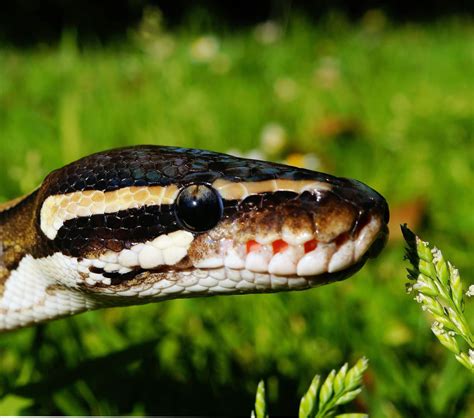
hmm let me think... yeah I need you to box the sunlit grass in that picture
[0,14,473,416]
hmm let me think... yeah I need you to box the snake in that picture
[0,145,389,331]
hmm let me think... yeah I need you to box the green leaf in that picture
[318,369,336,411]
[344,358,368,392]
[0,394,33,415]
[449,264,464,312]
[335,414,368,418]
[333,363,348,395]
[253,380,268,418]
[334,388,362,406]
[299,374,320,418]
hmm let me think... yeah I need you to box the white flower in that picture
[432,247,442,263]
[469,349,474,366]
[414,293,427,304]
[466,284,474,297]
[431,321,445,336]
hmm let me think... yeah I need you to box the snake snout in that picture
[337,178,390,225]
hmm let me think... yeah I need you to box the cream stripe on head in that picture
[40,185,179,240]
[213,179,331,200]
[40,179,332,240]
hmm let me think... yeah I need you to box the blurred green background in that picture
[0,7,473,417]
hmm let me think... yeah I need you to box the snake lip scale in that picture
[0,145,389,331]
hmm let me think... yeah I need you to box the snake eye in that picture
[175,184,224,232]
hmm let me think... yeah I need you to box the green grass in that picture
[0,14,473,416]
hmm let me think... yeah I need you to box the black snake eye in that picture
[175,184,223,232]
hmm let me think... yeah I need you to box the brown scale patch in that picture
[0,193,33,213]
[281,207,314,234]
[188,233,223,263]
[0,191,43,295]
[312,196,358,243]
[45,284,68,296]
[81,269,170,294]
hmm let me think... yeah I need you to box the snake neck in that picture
[0,191,39,286]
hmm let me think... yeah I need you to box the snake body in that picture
[0,146,389,331]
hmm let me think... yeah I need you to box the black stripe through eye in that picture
[52,205,179,256]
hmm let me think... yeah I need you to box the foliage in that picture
[402,225,474,372]
[0,13,473,417]
[251,358,368,418]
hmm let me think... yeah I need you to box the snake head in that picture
[0,146,389,330]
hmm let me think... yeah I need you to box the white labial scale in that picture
[162,247,187,265]
[138,245,164,269]
[168,230,194,247]
[328,240,354,273]
[245,247,272,273]
[296,243,335,276]
[268,246,303,276]
[151,235,171,249]
[113,230,194,270]
[354,217,381,259]
[118,250,138,268]
[194,257,224,269]
[224,248,245,269]
[0,253,92,331]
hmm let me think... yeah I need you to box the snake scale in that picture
[0,145,389,331]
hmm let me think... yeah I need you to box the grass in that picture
[0,12,473,416]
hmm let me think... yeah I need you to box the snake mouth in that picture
[189,213,386,279]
